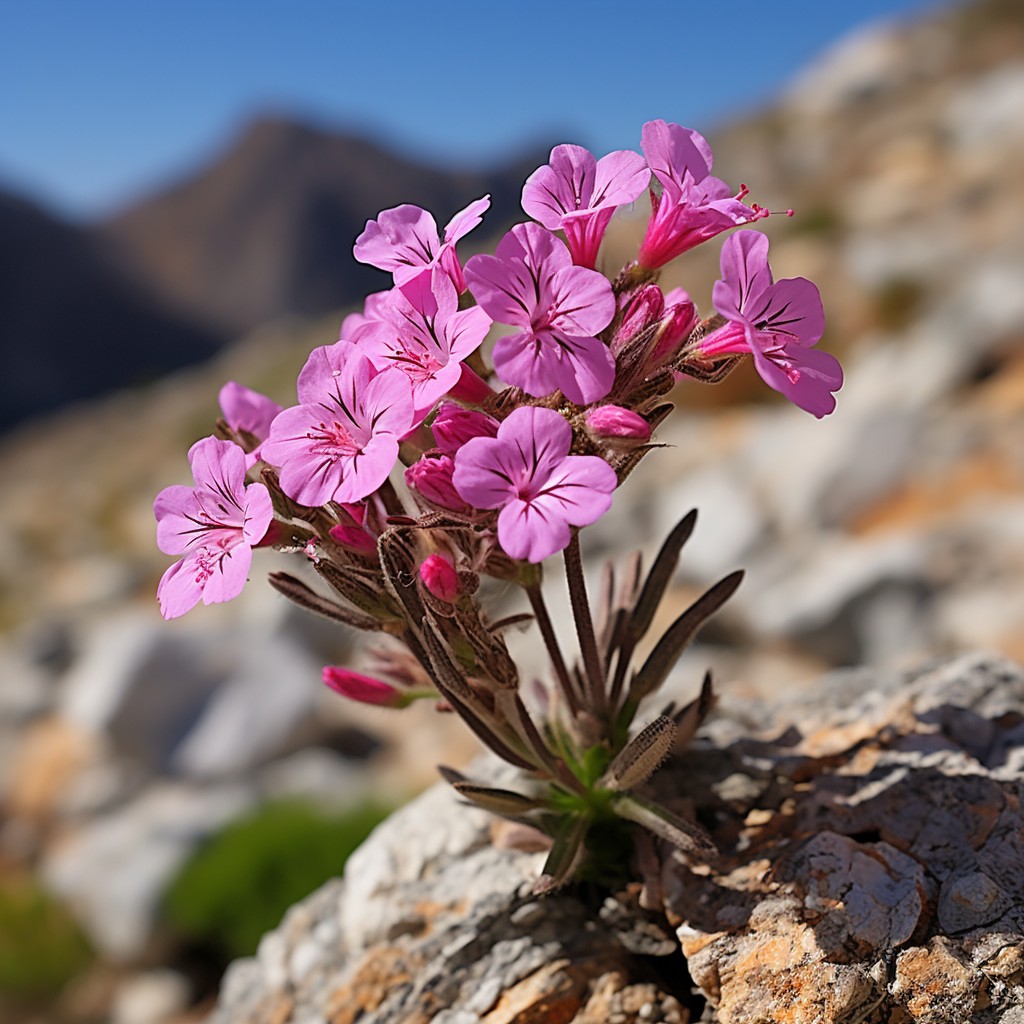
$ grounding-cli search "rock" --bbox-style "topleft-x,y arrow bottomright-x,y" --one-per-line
43,781 -> 256,959
111,969 -> 191,1024
207,652 -> 1024,1024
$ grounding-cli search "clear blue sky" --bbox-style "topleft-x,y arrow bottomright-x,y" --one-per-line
1,0 -> 943,220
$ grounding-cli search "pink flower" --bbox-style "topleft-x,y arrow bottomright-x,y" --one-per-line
453,406 -> 617,562
419,553 -> 459,604
637,120 -> 767,270
328,521 -> 377,555
357,271 -> 491,419
354,196 -> 490,294
261,344 -> 414,506
522,144 -> 649,268
322,666 -> 406,708
465,223 -> 616,404
218,382 -> 282,441
154,436 -> 274,619
699,230 -> 841,417
338,290 -> 390,345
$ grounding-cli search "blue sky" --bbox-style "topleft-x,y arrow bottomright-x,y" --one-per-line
1,0 -> 943,220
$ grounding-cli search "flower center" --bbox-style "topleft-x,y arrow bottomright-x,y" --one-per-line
391,344 -> 445,385
307,419 -> 363,459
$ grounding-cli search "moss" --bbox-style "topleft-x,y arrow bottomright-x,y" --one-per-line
163,799 -> 393,959
0,876 -> 92,999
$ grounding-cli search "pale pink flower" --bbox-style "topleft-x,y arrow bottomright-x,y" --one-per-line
354,196 -> 490,293
699,230 -> 841,417
218,382 -> 282,440
261,344 -> 414,506
357,271 -> 491,419
522,144 -> 649,268
154,436 -> 274,619
453,406 -> 617,563
638,120 -> 767,270
464,223 -> 616,404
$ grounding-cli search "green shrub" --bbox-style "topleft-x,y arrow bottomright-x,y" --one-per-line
0,876 -> 92,999
163,799 -> 392,959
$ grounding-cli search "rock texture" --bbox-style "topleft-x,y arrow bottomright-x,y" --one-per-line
207,652 -> 1024,1024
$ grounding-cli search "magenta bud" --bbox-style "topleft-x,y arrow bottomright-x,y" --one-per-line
419,553 -> 459,604
328,522 -> 377,554
585,405 -> 651,443
405,456 -> 470,512
322,666 -> 405,707
646,299 -> 698,369
613,285 -> 665,353
431,402 -> 499,454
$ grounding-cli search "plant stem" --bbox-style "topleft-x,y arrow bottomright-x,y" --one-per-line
564,531 -> 607,719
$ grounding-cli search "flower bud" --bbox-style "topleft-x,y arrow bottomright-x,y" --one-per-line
419,553 -> 459,604
322,666 -> 405,707
585,405 -> 652,444
328,522 -> 377,555
646,299 -> 698,370
405,455 -> 469,512
613,285 -> 665,354
431,403 -> 499,454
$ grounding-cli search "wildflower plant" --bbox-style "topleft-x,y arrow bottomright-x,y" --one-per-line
154,119 -> 842,892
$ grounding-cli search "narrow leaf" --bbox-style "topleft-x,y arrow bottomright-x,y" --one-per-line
614,794 -> 716,859
630,510 -> 698,644
606,715 -> 677,791
630,570 -> 743,704
672,671 -> 716,750
267,573 -> 382,632
452,783 -> 544,816
534,815 -> 588,894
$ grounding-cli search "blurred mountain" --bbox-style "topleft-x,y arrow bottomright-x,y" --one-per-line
99,116 -> 548,335
0,120 -> 550,432
0,191 -> 222,432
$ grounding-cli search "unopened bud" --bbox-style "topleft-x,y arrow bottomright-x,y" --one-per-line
613,285 -> 665,354
585,405 -> 652,445
432,403 -> 499,454
328,522 -> 377,555
420,553 -> 459,604
646,299 -> 698,370
322,666 -> 405,707
405,456 -> 469,512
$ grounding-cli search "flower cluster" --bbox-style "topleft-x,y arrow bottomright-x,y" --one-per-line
155,119 -> 841,889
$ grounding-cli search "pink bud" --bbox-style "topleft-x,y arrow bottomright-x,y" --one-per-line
419,553 -> 459,603
585,405 -> 651,443
613,285 -> 665,354
322,666 -> 405,707
431,402 -> 499,454
646,299 -> 698,370
328,522 -> 377,555
405,456 -> 470,511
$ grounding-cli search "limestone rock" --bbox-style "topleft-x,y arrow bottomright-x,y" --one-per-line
208,652 -> 1024,1024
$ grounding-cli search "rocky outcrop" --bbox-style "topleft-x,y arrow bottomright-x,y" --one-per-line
208,652 -> 1024,1024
